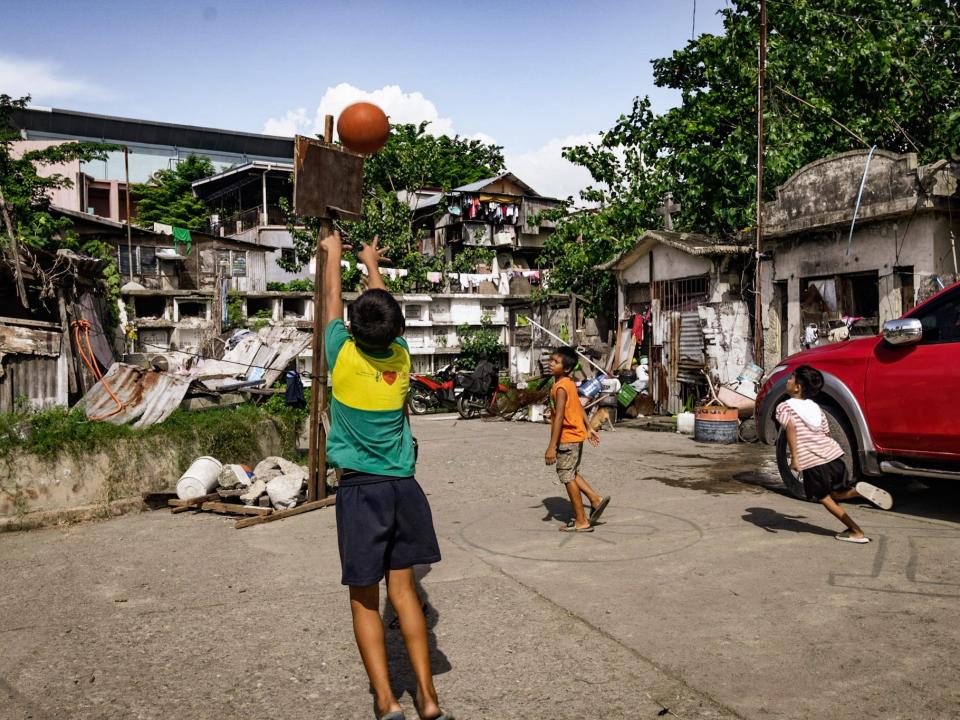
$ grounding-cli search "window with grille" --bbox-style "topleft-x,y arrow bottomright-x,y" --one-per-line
139,246 -> 158,274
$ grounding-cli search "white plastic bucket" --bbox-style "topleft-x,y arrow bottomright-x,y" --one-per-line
677,412 -> 695,434
176,456 -> 223,499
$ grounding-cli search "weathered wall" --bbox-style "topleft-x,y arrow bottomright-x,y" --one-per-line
762,215 -> 952,361
621,246 -> 713,285
0,419 -> 284,530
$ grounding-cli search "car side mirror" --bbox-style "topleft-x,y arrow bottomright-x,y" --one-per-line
882,318 -> 923,346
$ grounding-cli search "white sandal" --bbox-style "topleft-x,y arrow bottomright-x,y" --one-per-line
855,481 -> 893,510
836,530 -> 871,544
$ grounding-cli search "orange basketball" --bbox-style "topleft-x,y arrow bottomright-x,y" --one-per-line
336,102 -> 389,155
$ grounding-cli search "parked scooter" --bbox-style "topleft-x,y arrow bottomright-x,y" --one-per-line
456,358 -> 509,419
407,363 -> 468,414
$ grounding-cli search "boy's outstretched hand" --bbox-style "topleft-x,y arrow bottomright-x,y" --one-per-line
587,429 -> 600,447
357,235 -> 389,268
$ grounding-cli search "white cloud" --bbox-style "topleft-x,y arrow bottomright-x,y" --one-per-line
0,55 -> 110,101
505,134 -> 599,201
263,85 -> 597,201
263,83 -> 454,138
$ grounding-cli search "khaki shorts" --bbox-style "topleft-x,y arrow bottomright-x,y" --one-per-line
555,442 -> 583,484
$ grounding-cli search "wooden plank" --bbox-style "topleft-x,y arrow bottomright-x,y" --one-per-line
171,504 -> 197,514
201,501 -> 272,516
0,315 -> 62,330
235,496 -> 335,529
168,492 -> 219,509
0,325 -> 61,357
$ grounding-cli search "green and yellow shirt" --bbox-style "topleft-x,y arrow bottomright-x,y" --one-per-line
325,319 -> 415,477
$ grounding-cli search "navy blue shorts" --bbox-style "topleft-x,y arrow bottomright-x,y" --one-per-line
335,472 -> 441,586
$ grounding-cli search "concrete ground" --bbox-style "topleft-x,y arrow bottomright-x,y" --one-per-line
2,415 -> 959,720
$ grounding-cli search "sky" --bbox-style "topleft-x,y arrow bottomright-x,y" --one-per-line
2,0 -> 730,200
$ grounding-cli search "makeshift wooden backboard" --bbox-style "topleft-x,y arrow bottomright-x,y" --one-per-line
293,135 -> 364,220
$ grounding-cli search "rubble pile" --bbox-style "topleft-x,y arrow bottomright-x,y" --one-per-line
168,454 -> 335,525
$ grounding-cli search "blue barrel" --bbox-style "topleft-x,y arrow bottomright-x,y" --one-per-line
579,376 -> 604,398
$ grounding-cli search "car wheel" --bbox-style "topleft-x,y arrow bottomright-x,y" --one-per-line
775,404 -> 859,500
407,384 -> 431,415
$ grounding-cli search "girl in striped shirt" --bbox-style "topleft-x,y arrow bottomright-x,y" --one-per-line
776,365 -> 893,544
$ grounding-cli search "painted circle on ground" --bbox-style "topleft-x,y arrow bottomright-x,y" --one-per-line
458,504 -> 704,563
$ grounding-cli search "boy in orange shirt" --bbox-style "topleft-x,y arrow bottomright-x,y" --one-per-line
544,346 -> 609,532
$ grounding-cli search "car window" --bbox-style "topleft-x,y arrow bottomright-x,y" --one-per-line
917,293 -> 960,343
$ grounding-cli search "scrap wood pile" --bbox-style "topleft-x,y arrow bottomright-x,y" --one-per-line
78,327 -> 311,429
168,455 -> 334,529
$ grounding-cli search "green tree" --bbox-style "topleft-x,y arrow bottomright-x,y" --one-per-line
280,122 -> 505,289
546,0 -> 960,314
456,314 -> 506,369
131,155 -> 215,231
0,94 -> 120,309
0,95 -> 115,251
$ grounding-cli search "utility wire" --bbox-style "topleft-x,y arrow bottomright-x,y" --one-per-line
773,84 -> 870,147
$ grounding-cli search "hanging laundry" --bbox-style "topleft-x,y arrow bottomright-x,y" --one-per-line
426,271 -> 443,283
632,313 -> 644,343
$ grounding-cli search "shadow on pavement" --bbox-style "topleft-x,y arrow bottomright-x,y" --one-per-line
741,506 -> 837,536
539,496 -> 573,524
381,565 -> 452,706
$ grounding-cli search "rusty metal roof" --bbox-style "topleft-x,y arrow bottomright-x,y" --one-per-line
80,363 -> 191,428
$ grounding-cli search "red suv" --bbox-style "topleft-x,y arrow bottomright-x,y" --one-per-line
756,281 -> 960,495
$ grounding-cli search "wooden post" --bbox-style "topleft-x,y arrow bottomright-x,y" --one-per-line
0,187 -> 28,308
306,116 -> 335,502
754,0 -> 767,366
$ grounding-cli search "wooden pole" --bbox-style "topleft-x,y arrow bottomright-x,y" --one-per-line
0,187 -> 28,308
306,116 -> 335,502
124,147 -> 134,283
753,0 -> 767,366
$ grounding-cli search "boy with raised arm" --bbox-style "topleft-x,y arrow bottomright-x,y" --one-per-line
319,231 -> 453,720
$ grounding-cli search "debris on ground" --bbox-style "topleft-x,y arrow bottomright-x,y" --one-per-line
167,453 -> 334,526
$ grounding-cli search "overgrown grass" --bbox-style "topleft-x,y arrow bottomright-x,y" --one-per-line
0,399 -> 308,463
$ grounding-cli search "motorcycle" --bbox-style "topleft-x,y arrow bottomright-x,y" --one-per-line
456,381 -> 510,419
456,359 -> 509,419
407,363 -> 468,415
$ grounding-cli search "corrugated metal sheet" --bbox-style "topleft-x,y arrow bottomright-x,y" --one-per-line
196,326 -> 310,391
0,355 -> 66,412
678,311 -> 705,364
81,363 -> 191,427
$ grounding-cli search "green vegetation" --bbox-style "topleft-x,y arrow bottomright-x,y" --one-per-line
266,279 -> 315,292
456,315 -> 506,369
0,400 -> 306,464
279,121 -> 505,292
249,308 -> 272,332
131,155 -> 216,231
543,0 -> 960,315
0,95 -> 120,319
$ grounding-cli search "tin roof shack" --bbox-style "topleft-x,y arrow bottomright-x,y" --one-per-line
759,151 -> 960,369
599,230 -> 753,414
0,248 -> 110,412
191,162 -> 313,287
58,207 -> 273,294
409,172 -> 562,288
